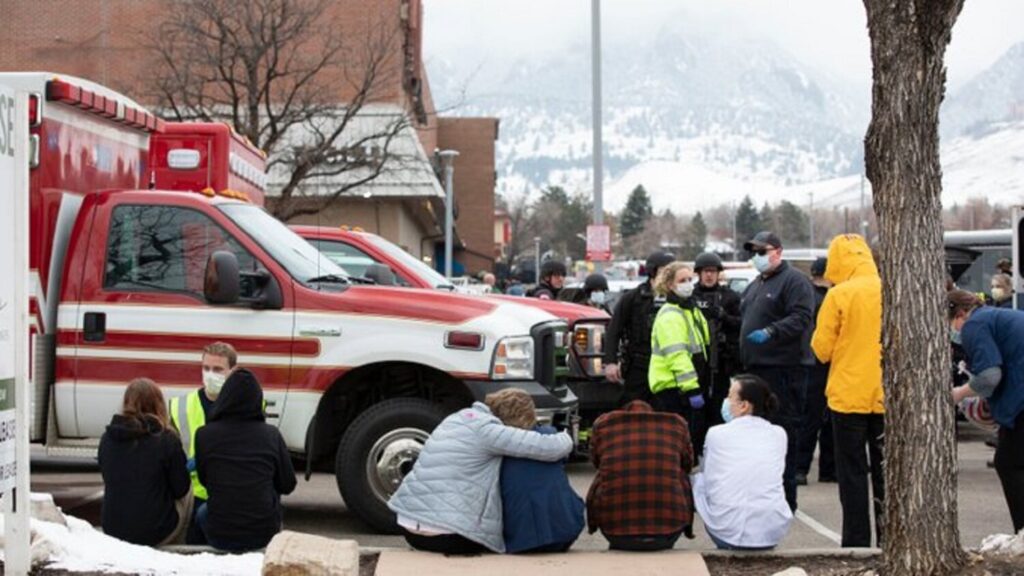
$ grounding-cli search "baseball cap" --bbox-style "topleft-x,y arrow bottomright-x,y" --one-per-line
743,231 -> 782,252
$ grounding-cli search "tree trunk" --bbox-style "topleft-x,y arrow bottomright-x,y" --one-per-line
863,1 -> 967,574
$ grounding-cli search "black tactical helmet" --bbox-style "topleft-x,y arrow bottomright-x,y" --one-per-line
645,251 -> 674,280
540,260 -> 568,280
583,273 -> 609,294
694,252 -> 724,272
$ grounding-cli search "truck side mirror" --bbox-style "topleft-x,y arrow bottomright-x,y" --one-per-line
205,251 -> 240,304
255,272 -> 284,311
364,263 -> 396,286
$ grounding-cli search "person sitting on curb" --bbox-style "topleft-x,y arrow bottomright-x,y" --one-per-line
487,389 -> 585,553
195,368 -> 296,551
586,399 -> 695,551
388,395 -> 574,555
99,378 -> 192,546
693,374 -> 793,550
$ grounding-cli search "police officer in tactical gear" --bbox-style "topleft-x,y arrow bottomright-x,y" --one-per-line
528,260 -> 567,300
602,251 -> 676,404
691,252 -> 743,426
582,273 -> 611,313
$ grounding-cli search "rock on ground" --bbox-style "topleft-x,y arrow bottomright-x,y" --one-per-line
262,530 -> 359,576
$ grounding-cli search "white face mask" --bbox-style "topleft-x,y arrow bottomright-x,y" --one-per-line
992,287 -> 1008,301
590,291 -> 608,305
203,370 -> 227,395
752,253 -> 772,273
673,281 -> 694,299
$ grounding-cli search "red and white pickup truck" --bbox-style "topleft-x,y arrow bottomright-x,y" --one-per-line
293,226 -> 623,424
6,73 -> 577,533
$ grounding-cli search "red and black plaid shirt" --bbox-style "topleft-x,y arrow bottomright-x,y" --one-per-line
586,400 -> 694,537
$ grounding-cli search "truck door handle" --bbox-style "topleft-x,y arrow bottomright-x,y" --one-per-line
83,312 -> 106,342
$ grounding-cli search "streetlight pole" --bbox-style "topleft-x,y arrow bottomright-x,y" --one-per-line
808,192 -> 815,249
591,0 -> 603,228
438,150 -> 459,279
534,237 -> 542,285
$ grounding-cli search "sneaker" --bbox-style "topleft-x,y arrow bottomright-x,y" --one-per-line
818,475 -> 838,483
795,473 -> 808,486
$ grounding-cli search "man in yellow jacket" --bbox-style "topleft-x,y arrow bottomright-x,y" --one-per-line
810,234 -> 884,548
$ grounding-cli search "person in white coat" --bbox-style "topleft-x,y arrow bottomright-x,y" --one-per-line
693,374 -> 793,549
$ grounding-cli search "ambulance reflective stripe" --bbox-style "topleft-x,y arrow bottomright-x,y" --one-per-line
169,391 -> 207,500
648,303 -> 709,395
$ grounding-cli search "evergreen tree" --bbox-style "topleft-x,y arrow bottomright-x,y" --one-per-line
620,185 -> 653,240
759,202 -> 776,232
776,200 -> 810,246
681,212 -> 708,260
734,195 -> 762,248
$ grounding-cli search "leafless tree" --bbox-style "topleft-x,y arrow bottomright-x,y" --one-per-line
862,1 -> 968,574
502,193 -> 536,269
147,0 -> 416,221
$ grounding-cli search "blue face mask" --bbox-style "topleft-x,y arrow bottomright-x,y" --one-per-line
721,398 -> 734,423
950,326 -> 962,346
752,254 -> 772,273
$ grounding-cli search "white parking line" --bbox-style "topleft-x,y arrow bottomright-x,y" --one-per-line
795,510 -> 842,545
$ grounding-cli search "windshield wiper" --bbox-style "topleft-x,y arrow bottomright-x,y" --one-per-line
306,274 -> 351,284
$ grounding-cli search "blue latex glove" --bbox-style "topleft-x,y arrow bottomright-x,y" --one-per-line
746,329 -> 772,345
186,458 -> 196,473
688,394 -> 705,410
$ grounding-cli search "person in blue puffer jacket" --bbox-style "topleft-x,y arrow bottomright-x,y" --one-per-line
388,394 -> 574,554
487,389 -> 585,553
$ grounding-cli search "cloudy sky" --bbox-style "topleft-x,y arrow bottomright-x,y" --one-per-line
423,1 -> 1024,90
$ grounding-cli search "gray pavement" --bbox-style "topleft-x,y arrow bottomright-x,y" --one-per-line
29,423 -> 1008,551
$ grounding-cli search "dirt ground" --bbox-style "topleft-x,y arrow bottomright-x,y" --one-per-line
704,554 -> 1024,576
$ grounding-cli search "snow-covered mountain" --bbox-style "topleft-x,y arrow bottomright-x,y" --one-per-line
428,29 -> 1024,213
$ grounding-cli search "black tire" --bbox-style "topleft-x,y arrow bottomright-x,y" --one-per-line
335,398 -> 447,534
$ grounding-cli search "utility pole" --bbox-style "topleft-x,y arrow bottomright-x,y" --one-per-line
438,150 -> 459,279
731,201 -> 738,261
591,0 -> 603,227
534,236 -> 542,285
808,192 -> 815,249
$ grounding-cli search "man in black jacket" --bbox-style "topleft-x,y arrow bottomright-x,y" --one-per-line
796,257 -> 836,485
195,369 -> 296,551
528,260 -> 567,300
739,231 -> 815,511
691,252 -> 742,426
603,251 -> 675,405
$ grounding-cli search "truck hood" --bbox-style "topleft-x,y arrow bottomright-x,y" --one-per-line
487,295 -> 609,325
301,284 -> 559,331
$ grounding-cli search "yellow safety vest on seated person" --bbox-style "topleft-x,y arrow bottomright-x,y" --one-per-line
649,302 -> 710,395
170,390 -> 207,501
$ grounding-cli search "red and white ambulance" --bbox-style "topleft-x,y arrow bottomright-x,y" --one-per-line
4,73 -> 576,532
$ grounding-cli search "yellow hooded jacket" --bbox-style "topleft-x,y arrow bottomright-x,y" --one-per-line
811,234 -> 884,414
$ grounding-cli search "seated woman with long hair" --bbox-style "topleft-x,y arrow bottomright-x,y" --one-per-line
99,378 -> 192,546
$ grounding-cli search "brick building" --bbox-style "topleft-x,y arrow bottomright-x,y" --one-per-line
0,0 -> 496,272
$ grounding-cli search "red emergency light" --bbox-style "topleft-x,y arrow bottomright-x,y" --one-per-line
28,93 -> 41,127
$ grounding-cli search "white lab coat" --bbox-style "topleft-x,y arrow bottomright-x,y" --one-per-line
692,415 -> 793,548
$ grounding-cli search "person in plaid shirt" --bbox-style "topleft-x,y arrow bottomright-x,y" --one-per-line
585,400 -> 695,550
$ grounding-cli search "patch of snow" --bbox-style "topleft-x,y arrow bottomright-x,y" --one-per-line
980,528 -> 1024,555
0,513 -> 263,575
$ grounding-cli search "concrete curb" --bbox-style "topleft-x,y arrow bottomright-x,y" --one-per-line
701,547 -> 881,559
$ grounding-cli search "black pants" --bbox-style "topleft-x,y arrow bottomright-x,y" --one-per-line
620,361 -> 654,406
704,361 -> 737,428
652,388 -> 704,458
606,530 -> 682,551
995,412 -> 1024,532
832,412 -> 884,547
185,497 -> 207,545
747,365 -> 806,511
403,531 -> 488,555
797,363 -> 835,480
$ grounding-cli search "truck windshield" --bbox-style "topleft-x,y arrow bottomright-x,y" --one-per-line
364,234 -> 454,290
219,203 -> 350,284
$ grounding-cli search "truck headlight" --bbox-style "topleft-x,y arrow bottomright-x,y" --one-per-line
573,323 -> 605,377
491,336 -> 534,380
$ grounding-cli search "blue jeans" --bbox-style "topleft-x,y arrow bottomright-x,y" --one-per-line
706,526 -> 775,551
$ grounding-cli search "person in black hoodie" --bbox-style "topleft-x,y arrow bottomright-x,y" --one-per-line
99,378 -> 191,546
194,368 -> 296,551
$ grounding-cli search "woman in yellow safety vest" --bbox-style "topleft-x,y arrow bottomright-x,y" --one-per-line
649,261 -> 711,453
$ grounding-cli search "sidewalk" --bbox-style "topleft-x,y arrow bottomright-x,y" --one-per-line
374,549 -> 709,576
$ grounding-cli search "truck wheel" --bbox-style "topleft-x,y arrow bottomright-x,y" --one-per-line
335,398 -> 447,534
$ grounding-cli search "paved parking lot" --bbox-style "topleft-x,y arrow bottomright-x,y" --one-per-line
30,424 -> 1008,551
